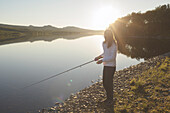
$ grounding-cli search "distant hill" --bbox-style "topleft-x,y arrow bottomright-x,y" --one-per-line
0,23 -> 103,41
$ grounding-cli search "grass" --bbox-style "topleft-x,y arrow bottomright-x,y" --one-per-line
114,57 -> 170,113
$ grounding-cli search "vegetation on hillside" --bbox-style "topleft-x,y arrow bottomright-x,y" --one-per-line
0,24 -> 103,41
107,4 -> 170,59
110,4 -> 170,38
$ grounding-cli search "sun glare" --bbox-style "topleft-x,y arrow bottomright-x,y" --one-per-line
92,6 -> 121,30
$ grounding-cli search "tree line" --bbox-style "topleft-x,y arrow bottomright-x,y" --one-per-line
110,4 -> 170,39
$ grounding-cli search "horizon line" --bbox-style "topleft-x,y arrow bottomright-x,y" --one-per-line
0,22 -> 105,31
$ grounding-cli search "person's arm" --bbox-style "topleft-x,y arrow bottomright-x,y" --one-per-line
102,45 -> 117,62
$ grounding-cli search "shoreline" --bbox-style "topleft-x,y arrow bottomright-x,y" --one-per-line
40,52 -> 170,113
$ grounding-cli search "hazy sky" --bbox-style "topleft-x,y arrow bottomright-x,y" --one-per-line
0,0 -> 169,30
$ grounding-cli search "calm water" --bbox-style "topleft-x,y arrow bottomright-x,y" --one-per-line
0,35 -> 144,113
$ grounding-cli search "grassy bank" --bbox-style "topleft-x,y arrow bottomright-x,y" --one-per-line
114,56 -> 169,113
41,55 -> 169,113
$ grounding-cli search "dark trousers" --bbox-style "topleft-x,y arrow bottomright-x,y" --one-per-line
103,66 -> 116,100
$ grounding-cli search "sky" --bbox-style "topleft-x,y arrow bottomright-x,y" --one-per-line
0,0 -> 169,30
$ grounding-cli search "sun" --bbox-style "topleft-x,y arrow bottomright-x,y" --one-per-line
92,6 -> 121,30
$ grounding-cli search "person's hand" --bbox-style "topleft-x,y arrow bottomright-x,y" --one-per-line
94,56 -> 99,61
94,55 -> 103,61
96,60 -> 103,64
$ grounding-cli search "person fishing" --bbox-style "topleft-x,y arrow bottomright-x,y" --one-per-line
94,29 -> 117,104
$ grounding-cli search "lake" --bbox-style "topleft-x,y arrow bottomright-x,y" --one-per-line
0,35 -> 148,113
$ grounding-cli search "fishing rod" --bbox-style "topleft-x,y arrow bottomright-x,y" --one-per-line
22,59 -> 95,89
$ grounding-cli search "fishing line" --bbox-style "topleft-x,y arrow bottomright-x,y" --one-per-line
22,60 -> 95,89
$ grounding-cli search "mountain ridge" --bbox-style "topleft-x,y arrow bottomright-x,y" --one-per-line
0,23 -> 102,32
0,23 -> 104,41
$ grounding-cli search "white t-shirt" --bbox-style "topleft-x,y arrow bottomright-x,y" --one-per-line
101,42 -> 117,67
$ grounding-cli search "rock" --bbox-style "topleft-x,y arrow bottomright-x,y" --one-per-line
91,80 -> 94,83
55,102 -> 60,105
162,92 -> 168,96
120,89 -> 124,91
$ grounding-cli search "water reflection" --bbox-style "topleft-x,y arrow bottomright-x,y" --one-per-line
117,37 -> 170,60
0,35 -> 144,113
0,33 -> 96,46
1,34 -> 169,60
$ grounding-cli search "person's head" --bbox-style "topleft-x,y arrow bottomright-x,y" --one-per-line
104,29 -> 117,48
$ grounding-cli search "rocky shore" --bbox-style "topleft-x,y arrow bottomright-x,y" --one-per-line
40,53 -> 170,113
